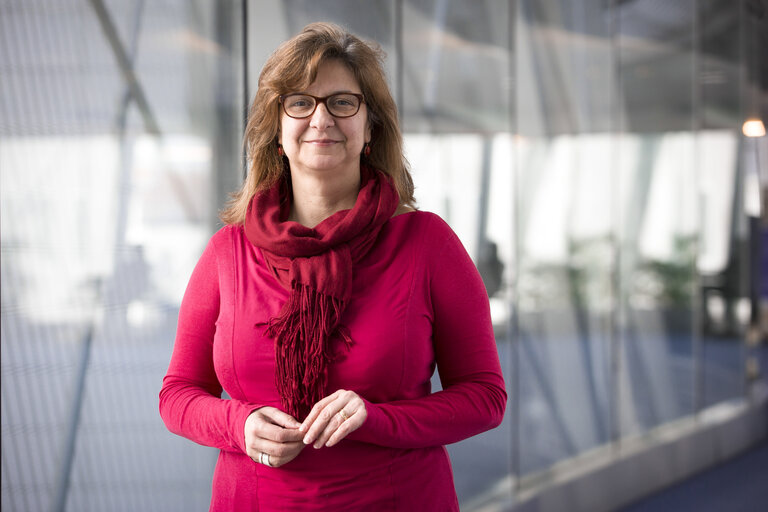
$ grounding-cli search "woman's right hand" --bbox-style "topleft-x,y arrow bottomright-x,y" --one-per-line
244,407 -> 305,468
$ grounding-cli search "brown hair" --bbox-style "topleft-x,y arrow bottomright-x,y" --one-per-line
220,22 -> 414,225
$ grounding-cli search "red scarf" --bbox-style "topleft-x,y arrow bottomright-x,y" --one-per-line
244,166 -> 399,419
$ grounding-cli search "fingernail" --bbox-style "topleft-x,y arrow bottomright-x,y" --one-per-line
313,442 -> 322,449
299,424 -> 307,432
303,435 -> 312,444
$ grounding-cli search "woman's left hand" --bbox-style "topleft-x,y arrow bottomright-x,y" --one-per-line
300,389 -> 367,448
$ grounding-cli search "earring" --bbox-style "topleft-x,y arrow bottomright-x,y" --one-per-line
363,143 -> 371,157
277,144 -> 284,157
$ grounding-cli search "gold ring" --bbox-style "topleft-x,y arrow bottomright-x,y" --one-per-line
338,409 -> 349,421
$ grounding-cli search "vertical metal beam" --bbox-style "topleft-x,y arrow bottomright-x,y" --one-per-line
212,1 -> 243,231
242,0 -> 249,180
692,0 -> 704,417
114,0 -> 145,252
395,0 -> 404,121
424,0 -> 448,116
51,312 -> 97,512
732,0 -> 748,399
509,0 -> 521,486
475,137 -> 493,263
608,0 -> 623,448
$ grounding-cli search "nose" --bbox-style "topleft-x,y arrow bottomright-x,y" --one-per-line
309,101 -> 335,129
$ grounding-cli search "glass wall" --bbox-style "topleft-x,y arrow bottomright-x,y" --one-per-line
1,1 -> 243,510
399,1 -> 515,499
514,0 -> 615,473
2,1 -> 762,511
613,0 -> 701,438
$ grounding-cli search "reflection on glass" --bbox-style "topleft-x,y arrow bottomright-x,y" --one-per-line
699,0 -> 751,409
0,0 -> 757,508
1,1 -> 242,510
515,0 -> 614,474
515,136 -> 614,473
401,1 -> 513,503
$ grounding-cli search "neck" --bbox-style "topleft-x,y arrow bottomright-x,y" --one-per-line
289,169 -> 361,228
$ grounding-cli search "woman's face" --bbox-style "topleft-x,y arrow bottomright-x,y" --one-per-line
278,59 -> 371,179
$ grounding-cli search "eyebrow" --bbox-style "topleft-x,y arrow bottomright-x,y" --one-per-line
293,90 -> 361,96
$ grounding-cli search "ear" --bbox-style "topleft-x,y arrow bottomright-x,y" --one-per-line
365,120 -> 372,144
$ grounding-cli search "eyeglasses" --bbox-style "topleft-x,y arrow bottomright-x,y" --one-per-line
279,93 -> 365,119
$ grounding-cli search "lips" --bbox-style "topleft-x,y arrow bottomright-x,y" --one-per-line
304,139 -> 340,145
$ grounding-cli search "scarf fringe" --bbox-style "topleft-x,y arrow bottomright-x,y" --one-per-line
265,283 -> 352,419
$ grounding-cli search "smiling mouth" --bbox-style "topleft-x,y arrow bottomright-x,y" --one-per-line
305,139 -> 339,145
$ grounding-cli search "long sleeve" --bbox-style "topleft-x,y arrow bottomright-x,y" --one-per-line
158,237 -> 260,454
349,224 -> 507,448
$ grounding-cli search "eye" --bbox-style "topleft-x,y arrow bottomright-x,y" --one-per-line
329,95 -> 359,110
288,97 -> 312,108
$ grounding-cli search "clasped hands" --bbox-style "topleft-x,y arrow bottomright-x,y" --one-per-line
244,389 -> 367,468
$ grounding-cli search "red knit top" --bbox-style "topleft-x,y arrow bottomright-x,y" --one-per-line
159,211 -> 507,511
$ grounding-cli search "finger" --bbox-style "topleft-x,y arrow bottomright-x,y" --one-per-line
311,410 -> 349,448
299,390 -> 345,441
248,413 -> 304,443
325,408 -> 365,447
255,438 -> 306,464
304,390 -> 360,446
302,397 -> 347,445
260,407 -> 301,430
318,398 -> 365,448
251,439 -> 305,460
261,423 -> 305,444
300,390 -> 342,433
252,419 -> 292,441
258,444 -> 305,468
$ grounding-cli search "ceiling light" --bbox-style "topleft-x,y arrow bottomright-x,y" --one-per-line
742,119 -> 766,137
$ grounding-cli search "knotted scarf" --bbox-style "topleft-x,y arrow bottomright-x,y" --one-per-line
244,166 -> 399,419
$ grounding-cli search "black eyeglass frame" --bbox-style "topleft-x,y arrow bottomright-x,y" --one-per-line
278,93 -> 365,119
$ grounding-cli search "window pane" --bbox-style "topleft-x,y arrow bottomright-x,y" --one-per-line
401,0 -> 514,504
0,1 -> 244,510
699,0 -> 750,408
515,0 -> 614,474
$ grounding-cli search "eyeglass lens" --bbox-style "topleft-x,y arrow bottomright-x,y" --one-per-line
282,94 -> 361,118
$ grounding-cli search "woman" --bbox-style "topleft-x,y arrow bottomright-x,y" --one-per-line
160,22 -> 506,511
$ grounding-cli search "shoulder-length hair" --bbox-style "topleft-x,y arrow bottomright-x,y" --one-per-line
220,22 -> 414,225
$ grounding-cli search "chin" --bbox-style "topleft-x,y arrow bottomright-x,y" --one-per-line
304,156 -> 358,172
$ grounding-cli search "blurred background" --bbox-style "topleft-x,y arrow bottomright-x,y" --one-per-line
1,1 -> 767,511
